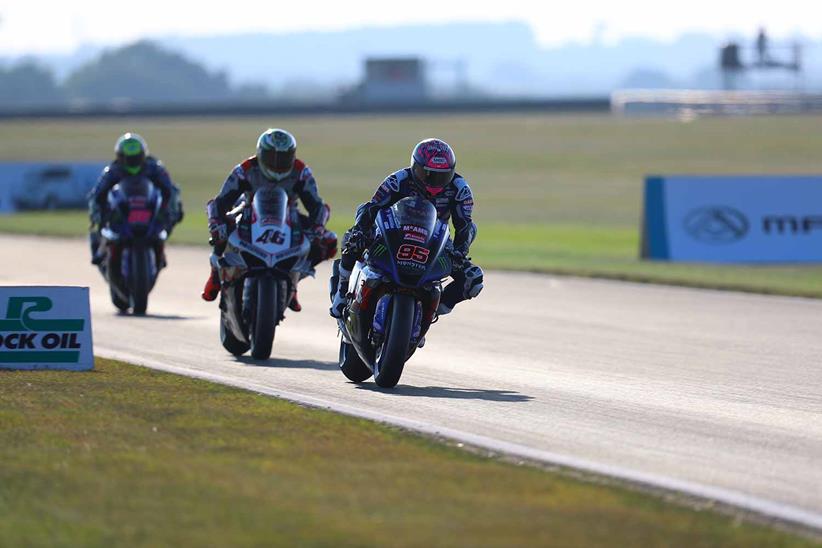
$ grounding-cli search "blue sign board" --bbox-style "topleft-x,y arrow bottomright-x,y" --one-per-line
642,175 -> 822,263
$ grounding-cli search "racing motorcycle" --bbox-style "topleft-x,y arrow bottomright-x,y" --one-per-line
97,176 -> 167,315
329,196 -> 454,388
215,186 -> 312,360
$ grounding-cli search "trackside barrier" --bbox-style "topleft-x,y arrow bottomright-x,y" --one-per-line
641,175 -> 822,262
0,287 -> 94,370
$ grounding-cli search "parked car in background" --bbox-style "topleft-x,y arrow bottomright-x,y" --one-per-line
12,165 -> 98,210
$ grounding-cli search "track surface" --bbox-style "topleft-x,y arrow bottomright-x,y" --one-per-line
3,235 -> 822,529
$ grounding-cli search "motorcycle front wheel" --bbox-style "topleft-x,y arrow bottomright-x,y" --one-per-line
250,276 -> 277,360
373,293 -> 415,388
128,245 -> 152,316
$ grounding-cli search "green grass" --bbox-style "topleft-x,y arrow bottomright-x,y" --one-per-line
0,358 -> 815,547
1,113 -> 822,296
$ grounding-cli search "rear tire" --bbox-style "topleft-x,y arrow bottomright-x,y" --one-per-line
221,310 -> 250,356
129,246 -> 151,316
110,284 -> 128,311
373,294 -> 415,388
339,341 -> 371,383
250,277 -> 277,360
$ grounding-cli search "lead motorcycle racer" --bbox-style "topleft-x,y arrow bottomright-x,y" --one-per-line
330,138 -> 484,319
201,128 -> 337,310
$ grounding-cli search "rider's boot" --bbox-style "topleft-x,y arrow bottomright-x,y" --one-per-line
155,242 -> 167,269
201,267 -> 221,302
288,287 -> 302,312
329,265 -> 351,318
89,231 -> 104,265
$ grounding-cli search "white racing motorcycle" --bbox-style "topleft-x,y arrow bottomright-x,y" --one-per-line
214,186 -> 312,360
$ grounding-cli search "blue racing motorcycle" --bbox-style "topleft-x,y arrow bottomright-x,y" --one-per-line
97,176 -> 167,315
329,196 -> 454,388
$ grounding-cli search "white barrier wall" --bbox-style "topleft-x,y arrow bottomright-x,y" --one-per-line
642,175 -> 822,263
0,287 -> 94,371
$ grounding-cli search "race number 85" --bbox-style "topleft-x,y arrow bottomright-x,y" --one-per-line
396,244 -> 429,263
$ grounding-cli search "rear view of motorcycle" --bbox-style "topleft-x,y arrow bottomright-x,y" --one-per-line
96,176 -> 167,315
216,186 -> 312,360
330,196 -> 453,388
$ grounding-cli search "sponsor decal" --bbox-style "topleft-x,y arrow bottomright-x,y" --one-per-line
383,175 -> 400,193
404,232 -> 427,243
762,215 -> 822,234
260,216 -> 282,227
0,288 -> 93,370
683,206 -> 749,243
454,182 -> 472,202
402,225 -> 429,237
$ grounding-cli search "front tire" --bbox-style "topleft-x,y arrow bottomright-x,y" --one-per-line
373,294 -> 415,388
250,276 -> 277,360
129,246 -> 152,316
339,341 -> 371,383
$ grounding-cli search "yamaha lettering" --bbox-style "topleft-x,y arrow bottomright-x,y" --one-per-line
0,287 -> 94,370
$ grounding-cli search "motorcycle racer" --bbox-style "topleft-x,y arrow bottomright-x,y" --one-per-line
201,128 -> 337,311
87,132 -> 183,267
330,138 -> 483,318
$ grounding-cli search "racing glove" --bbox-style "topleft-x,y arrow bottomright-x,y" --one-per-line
208,219 -> 228,245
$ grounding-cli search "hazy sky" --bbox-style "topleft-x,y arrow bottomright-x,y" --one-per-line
0,0 -> 820,54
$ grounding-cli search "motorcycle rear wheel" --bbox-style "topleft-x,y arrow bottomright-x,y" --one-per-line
110,285 -> 128,312
221,310 -> 250,356
339,340 -> 371,383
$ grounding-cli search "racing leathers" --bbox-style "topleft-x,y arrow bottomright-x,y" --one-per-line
202,157 -> 337,305
87,156 -> 182,266
331,167 -> 484,317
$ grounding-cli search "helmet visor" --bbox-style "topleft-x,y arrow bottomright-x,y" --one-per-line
415,164 -> 453,189
122,152 -> 145,169
260,147 -> 295,175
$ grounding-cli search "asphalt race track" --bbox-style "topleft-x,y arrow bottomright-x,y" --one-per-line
3,235 -> 822,531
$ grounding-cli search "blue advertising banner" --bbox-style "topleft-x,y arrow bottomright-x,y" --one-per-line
642,175 -> 822,263
0,162 -> 106,214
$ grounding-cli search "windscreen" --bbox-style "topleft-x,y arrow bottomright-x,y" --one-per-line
391,197 -> 437,243
253,186 -> 288,226
119,176 -> 152,198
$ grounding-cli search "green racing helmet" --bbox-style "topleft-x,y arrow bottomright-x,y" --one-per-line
115,133 -> 148,175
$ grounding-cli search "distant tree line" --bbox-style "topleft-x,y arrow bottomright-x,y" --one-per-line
0,40 -> 270,109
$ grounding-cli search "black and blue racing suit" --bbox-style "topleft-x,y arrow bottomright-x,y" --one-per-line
87,156 -> 183,262
341,167 -> 483,312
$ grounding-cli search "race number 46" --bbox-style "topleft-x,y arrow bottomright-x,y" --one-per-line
256,229 -> 285,245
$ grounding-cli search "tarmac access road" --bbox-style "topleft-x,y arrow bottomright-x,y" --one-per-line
3,235 -> 821,531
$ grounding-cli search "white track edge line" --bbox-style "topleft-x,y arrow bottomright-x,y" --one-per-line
96,346 -> 822,533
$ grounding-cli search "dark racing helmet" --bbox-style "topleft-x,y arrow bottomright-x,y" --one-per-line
410,138 -> 456,196
257,128 -> 297,181
115,133 -> 148,175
